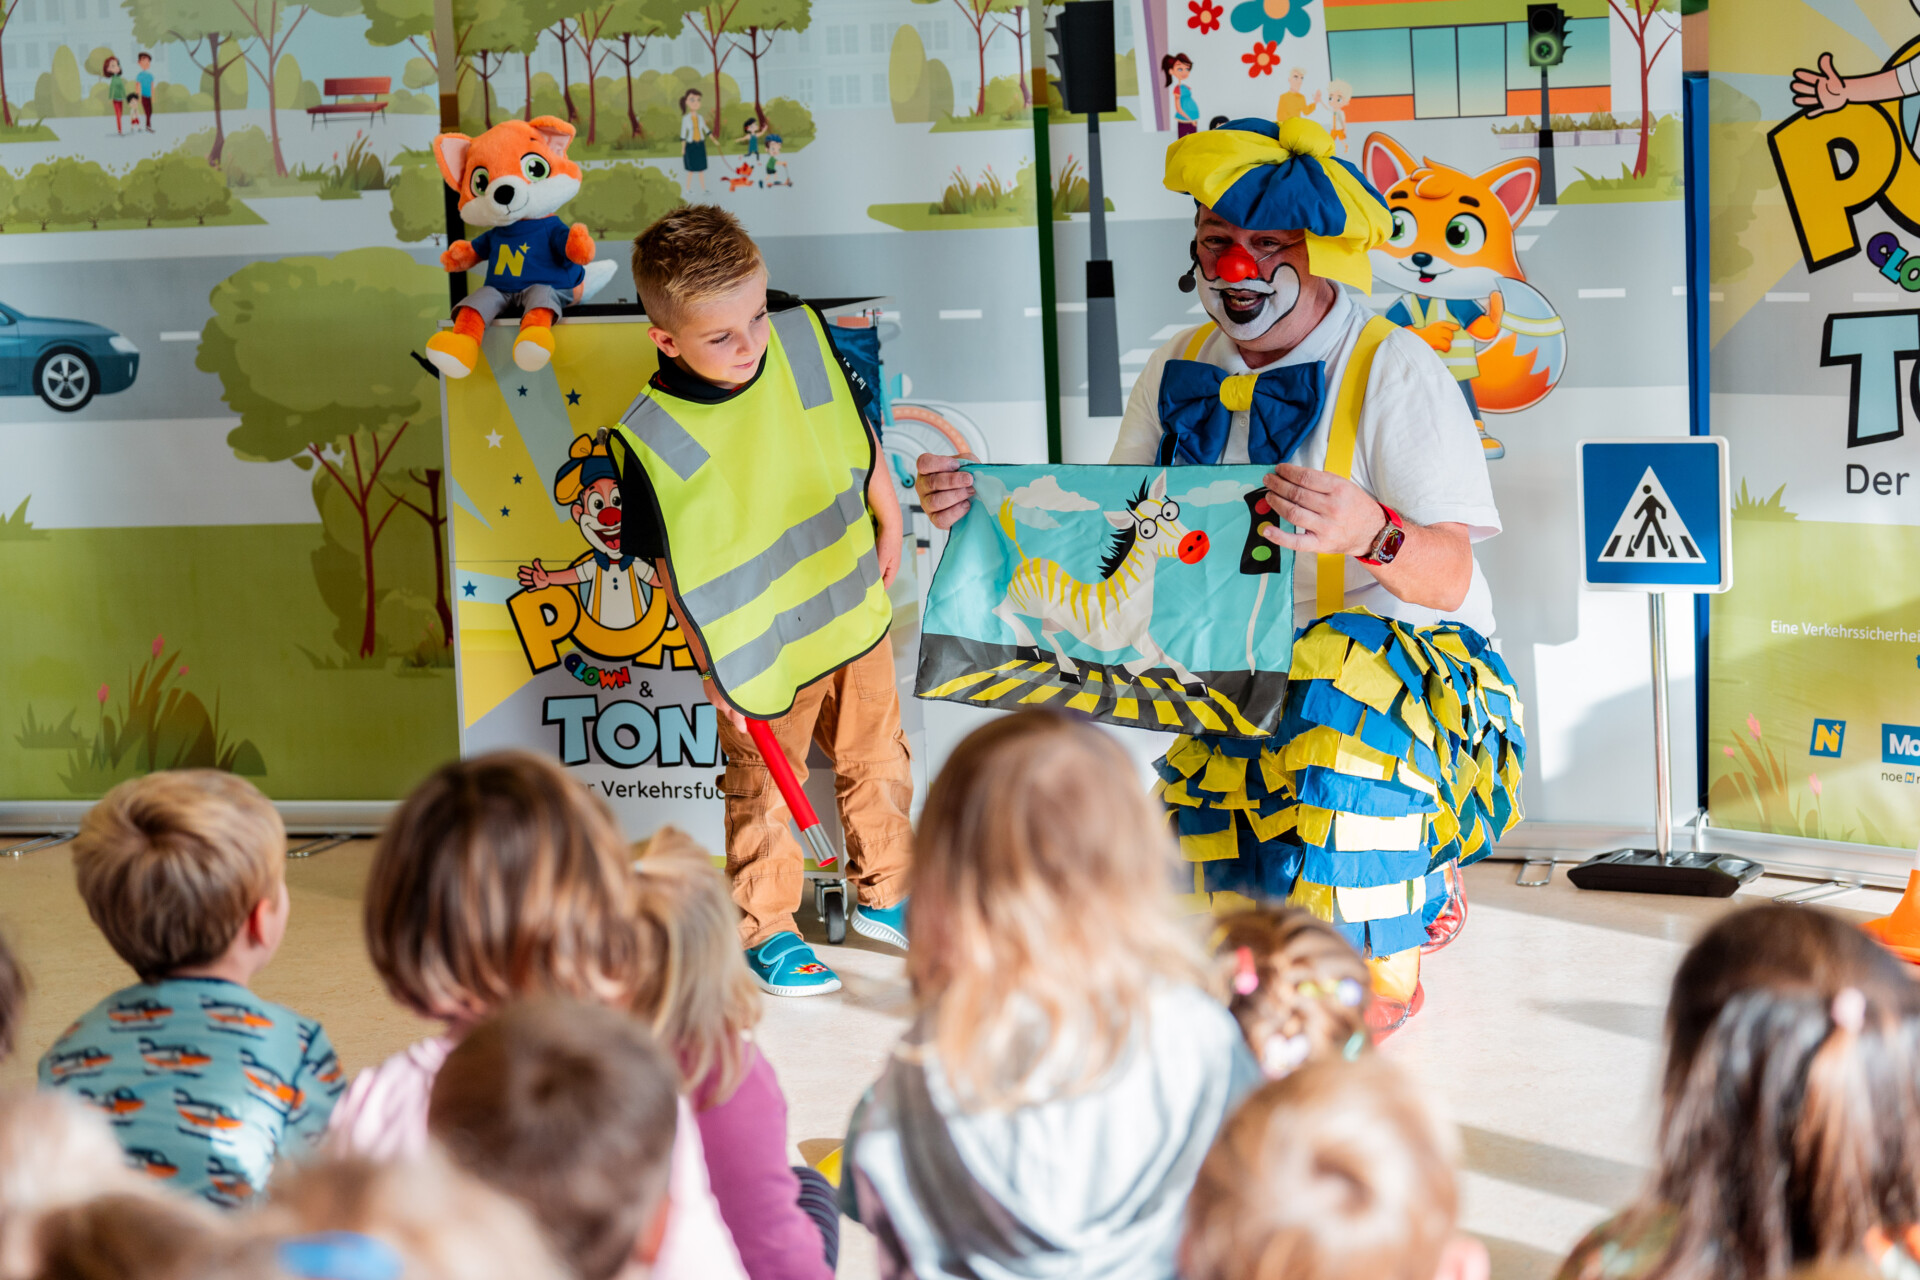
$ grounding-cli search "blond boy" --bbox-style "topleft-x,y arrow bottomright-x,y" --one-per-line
37,771 -> 342,1206
617,205 -> 911,997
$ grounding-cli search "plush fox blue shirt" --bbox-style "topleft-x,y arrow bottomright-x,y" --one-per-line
38,977 -> 344,1208
469,216 -> 585,293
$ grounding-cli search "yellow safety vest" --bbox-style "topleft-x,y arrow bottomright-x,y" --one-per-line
614,305 -> 889,719
1406,295 -> 1479,380
1178,315 -> 1396,620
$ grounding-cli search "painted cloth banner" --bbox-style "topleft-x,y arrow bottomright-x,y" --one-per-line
1706,0 -> 1920,849
917,462 -> 1294,736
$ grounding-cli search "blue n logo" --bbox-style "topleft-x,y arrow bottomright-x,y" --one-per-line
1809,718 -> 1846,758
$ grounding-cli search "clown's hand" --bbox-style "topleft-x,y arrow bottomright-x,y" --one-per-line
1791,54 -> 1849,117
916,452 -> 978,531
517,559 -> 551,590
1260,464 -> 1387,558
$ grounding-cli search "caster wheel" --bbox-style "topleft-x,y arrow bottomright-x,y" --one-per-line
823,888 -> 847,945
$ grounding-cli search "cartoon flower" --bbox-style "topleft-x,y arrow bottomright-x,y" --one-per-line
1242,40 -> 1280,77
1231,0 -> 1311,47
177,665 -> 189,677
151,634 -> 165,656
1747,713 -> 1762,740
1809,772 -> 1823,797
1188,0 -> 1224,33
97,684 -> 110,705
1722,746 -> 1736,758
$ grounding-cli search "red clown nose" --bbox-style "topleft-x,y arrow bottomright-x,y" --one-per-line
1214,243 -> 1260,284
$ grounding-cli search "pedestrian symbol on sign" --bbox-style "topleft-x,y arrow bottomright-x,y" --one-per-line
1598,467 -> 1703,563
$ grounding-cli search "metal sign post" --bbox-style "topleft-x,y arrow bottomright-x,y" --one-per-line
1568,437 -> 1760,896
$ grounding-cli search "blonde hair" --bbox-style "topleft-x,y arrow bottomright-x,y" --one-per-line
1182,1058 -> 1458,1280
363,751 -> 646,1024
225,1153 -> 570,1280
71,771 -> 284,983
1215,907 -> 1370,1079
909,711 -> 1207,1110
631,204 -> 764,330
631,827 -> 760,1104
0,1091 -> 153,1280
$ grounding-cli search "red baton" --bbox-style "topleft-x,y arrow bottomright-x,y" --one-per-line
746,717 -> 839,869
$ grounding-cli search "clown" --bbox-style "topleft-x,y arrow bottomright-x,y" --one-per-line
916,118 -> 1527,1032
518,432 -> 656,631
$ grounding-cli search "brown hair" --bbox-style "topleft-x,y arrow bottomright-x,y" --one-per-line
1215,907 -> 1370,1078
0,1092 -> 153,1280
1585,904 -> 1920,1280
71,771 -> 284,983
631,203 -> 764,329
0,931 -> 23,1064
1162,52 -> 1192,85
632,827 -> 760,1104
363,751 -> 646,1024
909,710 -> 1208,1110
33,1193 -> 223,1280
1182,1057 -> 1458,1280
429,999 -> 679,1280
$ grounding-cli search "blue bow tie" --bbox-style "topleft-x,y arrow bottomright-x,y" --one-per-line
592,549 -> 636,572
1156,359 -> 1327,466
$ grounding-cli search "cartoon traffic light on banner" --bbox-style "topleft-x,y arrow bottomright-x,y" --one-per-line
1526,4 -> 1569,68
1241,489 -> 1284,574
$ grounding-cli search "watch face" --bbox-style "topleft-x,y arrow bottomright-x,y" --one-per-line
1378,526 -> 1406,562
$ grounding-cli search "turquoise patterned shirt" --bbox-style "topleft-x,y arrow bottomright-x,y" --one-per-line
38,977 -> 344,1208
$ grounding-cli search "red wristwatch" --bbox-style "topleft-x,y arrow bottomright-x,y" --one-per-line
1357,503 -> 1404,566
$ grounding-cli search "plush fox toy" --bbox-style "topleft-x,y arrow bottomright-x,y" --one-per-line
424,116 -> 618,379
1361,132 -> 1566,456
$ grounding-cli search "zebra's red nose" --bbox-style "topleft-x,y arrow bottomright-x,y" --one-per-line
1178,530 -> 1210,564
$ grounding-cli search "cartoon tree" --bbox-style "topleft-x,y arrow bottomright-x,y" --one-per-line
911,0 -> 998,117
225,0 -> 361,177
660,0 -> 751,137
564,0 -> 633,142
0,0 -> 22,125
1607,0 -> 1678,179
199,250 -> 447,659
726,0 -> 807,127
124,0 -> 251,163
989,0 -> 1028,107
604,0 -> 684,136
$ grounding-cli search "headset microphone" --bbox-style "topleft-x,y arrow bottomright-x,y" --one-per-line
1177,239 -> 1199,293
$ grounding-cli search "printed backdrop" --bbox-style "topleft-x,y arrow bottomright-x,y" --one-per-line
1705,0 -> 1920,848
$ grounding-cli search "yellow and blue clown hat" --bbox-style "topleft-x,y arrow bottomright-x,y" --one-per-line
1164,117 -> 1393,293
554,431 -> 618,505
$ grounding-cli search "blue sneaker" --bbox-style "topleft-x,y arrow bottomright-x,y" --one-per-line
745,932 -> 842,997
851,898 -> 909,950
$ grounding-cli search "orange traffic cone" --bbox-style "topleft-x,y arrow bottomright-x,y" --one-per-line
1862,861 -> 1920,966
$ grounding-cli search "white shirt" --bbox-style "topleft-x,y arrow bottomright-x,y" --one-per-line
1109,286 -> 1502,637
576,558 -> 642,630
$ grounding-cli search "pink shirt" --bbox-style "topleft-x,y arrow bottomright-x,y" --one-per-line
326,1036 -> 746,1280
693,1042 -> 832,1280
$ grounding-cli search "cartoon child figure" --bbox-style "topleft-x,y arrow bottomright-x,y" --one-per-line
1163,53 -> 1198,137
516,432 -> 656,632
104,55 -> 127,134
760,135 -> 792,187
738,115 -> 763,162
1275,65 -> 1319,124
136,53 -> 156,132
680,89 -> 709,194
1324,79 -> 1352,152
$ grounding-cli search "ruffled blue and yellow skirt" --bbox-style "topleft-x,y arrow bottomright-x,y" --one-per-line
1156,609 -> 1526,969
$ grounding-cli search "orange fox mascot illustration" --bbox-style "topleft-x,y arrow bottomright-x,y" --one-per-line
1361,133 -> 1566,459
424,117 -> 618,379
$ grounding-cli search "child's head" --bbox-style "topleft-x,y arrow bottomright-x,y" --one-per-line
1616,904 -> 1920,1280
743,116 -> 761,134
364,750 -> 645,1026
234,1153 -> 569,1280
909,710 -> 1207,1109
0,930 -> 23,1065
71,771 -> 287,984
1215,907 -> 1370,1078
30,1192 -> 223,1280
631,827 -> 760,1103
0,1091 -> 152,1280
1182,1058 -> 1485,1280
428,998 -> 680,1280
138,52 -> 151,66
632,204 -> 768,388
1324,78 -> 1352,108
766,135 -> 782,154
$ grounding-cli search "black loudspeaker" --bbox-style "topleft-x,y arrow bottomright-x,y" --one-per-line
1054,1 -> 1117,116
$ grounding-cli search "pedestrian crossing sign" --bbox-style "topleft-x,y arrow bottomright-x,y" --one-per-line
1578,437 -> 1731,592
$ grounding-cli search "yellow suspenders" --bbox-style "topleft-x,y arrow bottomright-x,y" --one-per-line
1174,316 -> 1398,619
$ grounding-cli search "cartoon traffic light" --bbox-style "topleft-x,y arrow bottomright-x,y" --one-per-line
1526,4 -> 1569,68
1241,488 -> 1284,574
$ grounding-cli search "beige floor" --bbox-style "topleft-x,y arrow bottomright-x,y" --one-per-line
0,843 -> 1901,1280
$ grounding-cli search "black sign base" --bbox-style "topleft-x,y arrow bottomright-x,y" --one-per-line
1567,848 -> 1763,898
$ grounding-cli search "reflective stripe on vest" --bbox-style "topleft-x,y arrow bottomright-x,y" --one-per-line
616,305 -> 889,719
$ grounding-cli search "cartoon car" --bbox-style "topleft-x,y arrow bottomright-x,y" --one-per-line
107,997 -> 173,1027
77,1085 -> 146,1120
45,1045 -> 113,1080
206,1156 -> 255,1205
125,1147 -> 180,1179
240,1050 -> 305,1111
200,995 -> 273,1031
138,1038 -> 212,1073
0,300 -> 140,412
173,1088 -> 245,1132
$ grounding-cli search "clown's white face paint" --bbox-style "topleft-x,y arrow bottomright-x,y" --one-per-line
1197,261 -> 1301,343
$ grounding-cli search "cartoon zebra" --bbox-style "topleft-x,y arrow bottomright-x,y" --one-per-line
992,470 -> 1212,692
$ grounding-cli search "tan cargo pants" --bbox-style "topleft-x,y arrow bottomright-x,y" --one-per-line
717,638 -> 914,947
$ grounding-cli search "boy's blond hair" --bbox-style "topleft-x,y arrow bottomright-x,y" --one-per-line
631,204 -> 764,329
1182,1058 -> 1458,1280
72,771 -> 284,983
631,827 -> 760,1103
909,710 -> 1208,1111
